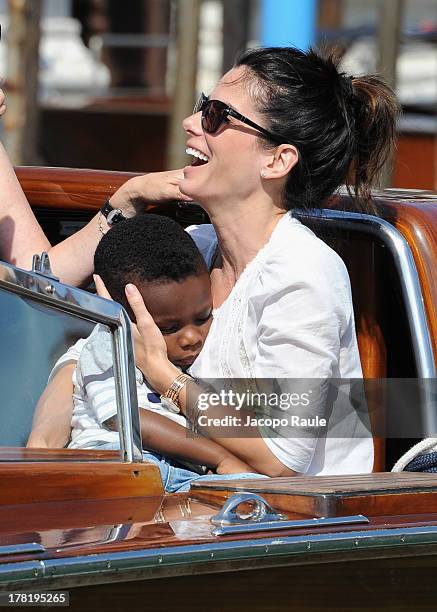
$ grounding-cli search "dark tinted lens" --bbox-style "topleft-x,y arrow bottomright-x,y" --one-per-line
202,99 -> 228,134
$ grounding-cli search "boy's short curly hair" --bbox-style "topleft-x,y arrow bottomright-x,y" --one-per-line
94,214 -> 208,310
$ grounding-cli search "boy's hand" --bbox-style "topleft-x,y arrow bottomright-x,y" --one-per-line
108,170 -> 192,217
216,454 -> 255,475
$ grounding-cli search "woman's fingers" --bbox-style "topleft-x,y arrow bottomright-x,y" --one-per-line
108,169 -> 192,217
125,283 -> 177,392
125,283 -> 156,337
134,170 -> 192,203
93,274 -> 113,300
125,284 -> 166,345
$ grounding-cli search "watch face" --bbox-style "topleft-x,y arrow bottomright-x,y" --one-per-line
106,208 -> 124,225
161,396 -> 180,414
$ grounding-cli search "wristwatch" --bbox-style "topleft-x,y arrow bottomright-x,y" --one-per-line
160,373 -> 192,414
100,199 -> 126,226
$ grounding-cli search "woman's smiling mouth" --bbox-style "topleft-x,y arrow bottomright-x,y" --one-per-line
186,147 -> 209,166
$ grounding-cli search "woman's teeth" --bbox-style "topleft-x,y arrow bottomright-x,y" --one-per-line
186,147 -> 209,164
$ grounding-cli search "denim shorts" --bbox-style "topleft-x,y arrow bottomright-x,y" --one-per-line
86,441 -> 267,493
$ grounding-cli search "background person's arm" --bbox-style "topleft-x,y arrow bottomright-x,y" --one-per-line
26,338 -> 85,448
27,363 -> 75,448
0,142 -> 51,268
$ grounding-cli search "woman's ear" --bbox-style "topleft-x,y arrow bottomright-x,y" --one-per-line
261,144 -> 299,180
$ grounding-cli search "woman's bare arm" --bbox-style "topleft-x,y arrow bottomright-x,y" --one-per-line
26,363 -> 75,448
46,171 -> 190,286
0,140 -> 190,286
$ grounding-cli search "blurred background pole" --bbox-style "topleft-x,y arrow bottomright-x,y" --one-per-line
222,0 -> 250,73
376,0 -> 404,188
5,0 -> 42,165
166,0 -> 201,170
260,0 -> 318,49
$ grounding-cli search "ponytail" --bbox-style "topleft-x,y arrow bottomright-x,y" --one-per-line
236,47 -> 401,214
347,76 -> 401,211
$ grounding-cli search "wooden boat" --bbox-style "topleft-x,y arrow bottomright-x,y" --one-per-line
1,167 -> 437,611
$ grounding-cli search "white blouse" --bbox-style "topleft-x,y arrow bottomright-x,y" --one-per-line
187,212 -> 373,475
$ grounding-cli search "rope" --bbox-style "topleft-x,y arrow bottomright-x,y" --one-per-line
405,451 -> 437,473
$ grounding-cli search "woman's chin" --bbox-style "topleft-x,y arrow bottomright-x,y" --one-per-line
180,176 -> 201,201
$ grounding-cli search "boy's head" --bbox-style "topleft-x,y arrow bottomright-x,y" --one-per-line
94,214 -> 212,369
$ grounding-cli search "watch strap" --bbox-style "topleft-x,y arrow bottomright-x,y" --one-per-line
101,199 -> 126,226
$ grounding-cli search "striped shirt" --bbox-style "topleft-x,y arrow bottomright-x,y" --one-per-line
49,324 -> 187,450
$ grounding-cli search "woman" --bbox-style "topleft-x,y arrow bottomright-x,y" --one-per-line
118,47 -> 399,477
27,47 -> 399,477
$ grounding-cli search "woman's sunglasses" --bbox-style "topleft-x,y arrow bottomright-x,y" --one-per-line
194,92 -> 286,145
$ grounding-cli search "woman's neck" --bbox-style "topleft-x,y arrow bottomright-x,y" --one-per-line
208,198 -> 286,286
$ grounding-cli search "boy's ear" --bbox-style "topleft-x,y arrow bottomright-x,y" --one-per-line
262,144 -> 299,180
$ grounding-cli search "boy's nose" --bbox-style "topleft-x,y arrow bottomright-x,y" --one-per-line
179,327 -> 203,350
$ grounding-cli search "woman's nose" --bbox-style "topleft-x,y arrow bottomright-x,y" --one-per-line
182,110 -> 202,135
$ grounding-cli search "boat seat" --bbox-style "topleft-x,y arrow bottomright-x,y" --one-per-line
299,211 -> 430,472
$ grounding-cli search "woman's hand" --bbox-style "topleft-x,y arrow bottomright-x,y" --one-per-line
94,274 -> 159,378
0,88 -> 6,116
125,283 -> 179,393
108,170 -> 192,217
94,275 -> 178,393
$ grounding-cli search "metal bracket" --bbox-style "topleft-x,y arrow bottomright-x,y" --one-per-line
211,492 -> 287,528
210,492 -> 369,537
31,252 -> 59,281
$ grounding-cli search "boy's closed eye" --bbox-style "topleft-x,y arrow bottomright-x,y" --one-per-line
158,310 -> 213,335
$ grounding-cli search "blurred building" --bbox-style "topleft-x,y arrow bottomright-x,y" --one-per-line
0,0 -> 435,188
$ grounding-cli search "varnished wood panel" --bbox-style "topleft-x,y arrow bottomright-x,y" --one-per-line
0,461 -> 163,505
190,472 -> 437,517
0,447 -> 119,461
16,166 -> 138,211
15,166 -> 174,218
393,133 -> 436,190
192,472 -> 437,494
0,497 -> 164,536
341,237 -> 387,471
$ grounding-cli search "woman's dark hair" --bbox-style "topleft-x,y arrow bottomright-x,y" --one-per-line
94,214 -> 207,310
235,47 -> 401,212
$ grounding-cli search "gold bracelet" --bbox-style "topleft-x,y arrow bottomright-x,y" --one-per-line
160,373 -> 192,414
98,212 -> 108,236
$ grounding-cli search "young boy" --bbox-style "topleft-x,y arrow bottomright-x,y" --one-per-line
59,214 -> 251,489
